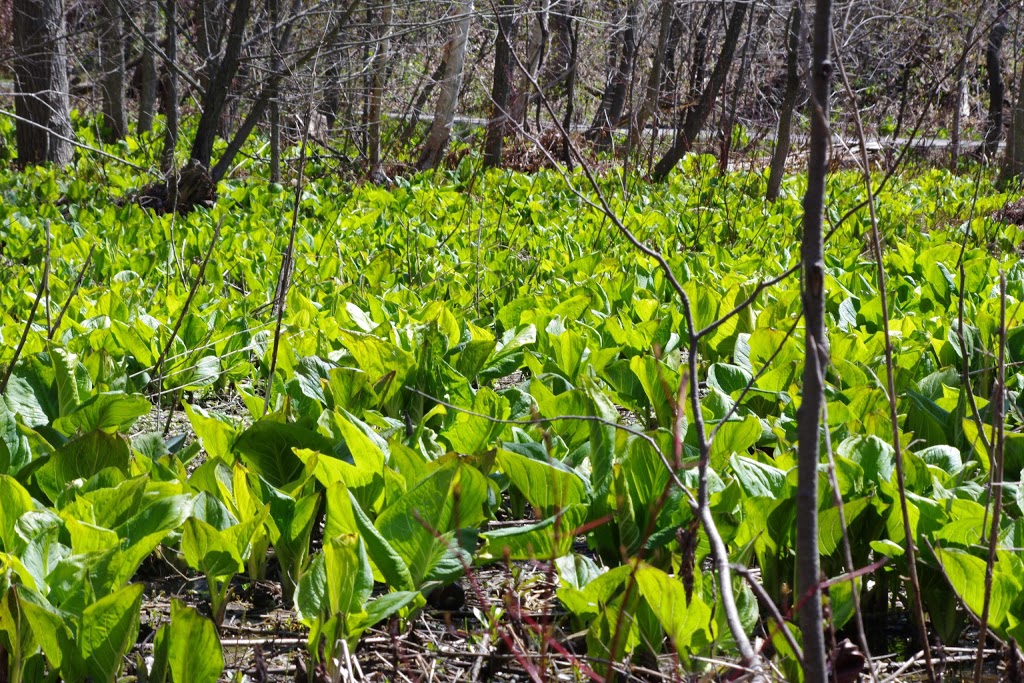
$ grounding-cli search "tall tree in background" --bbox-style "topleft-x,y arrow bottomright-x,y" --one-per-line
137,0 -> 159,134
651,0 -> 749,182
160,0 -> 178,171
630,0 -> 675,146
586,0 -> 637,150
484,0 -> 517,168
99,0 -> 127,140
367,0 -> 395,182
512,0 -> 548,128
766,1 -> 802,201
983,0 -> 1009,158
417,0 -> 473,170
12,0 -> 73,164
190,0 -> 252,167
797,0 -> 831,677
999,66 -> 1024,185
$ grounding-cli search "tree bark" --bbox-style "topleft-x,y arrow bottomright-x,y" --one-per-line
137,0 -> 159,134
367,0 -> 394,180
766,1 -> 801,202
719,4 -> 765,172
99,0 -> 128,140
12,0 -> 73,165
416,0 -> 473,170
511,0 -> 548,127
160,0 -> 178,172
586,1 -> 637,151
630,0 -> 675,146
268,0 -> 281,182
984,0 -> 1009,158
999,65 -> 1024,185
798,0 -> 831,679
484,0 -> 516,167
189,0 -> 253,168
651,0 -> 749,182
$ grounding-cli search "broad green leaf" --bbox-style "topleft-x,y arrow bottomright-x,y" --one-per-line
80,582 -> 144,683
441,388 -> 509,455
478,504 -> 587,561
496,448 -> 585,515
53,392 -> 150,435
168,600 -> 224,683
324,534 -> 373,616
709,415 -> 761,469
234,419 -> 334,488
635,564 -> 713,654
934,546 -> 1016,633
182,402 -> 238,461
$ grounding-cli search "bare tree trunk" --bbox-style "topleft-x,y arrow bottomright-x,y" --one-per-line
511,0 -> 548,127
719,4 -> 765,172
160,0 -> 178,172
137,0 -> 159,134
189,0 -> 252,167
660,10 -> 683,97
12,0 -> 73,165
268,0 -> 281,182
367,0 -> 394,181
984,0 -> 1009,158
195,0 -> 226,89
766,1 -> 801,202
651,0 -> 749,182
416,0 -> 473,171
560,0 -> 578,165
210,1 -> 354,182
999,65 -> 1024,185
798,0 -> 831,678
99,0 -> 128,140
484,0 -> 516,168
630,0 -> 674,146
586,1 -> 637,151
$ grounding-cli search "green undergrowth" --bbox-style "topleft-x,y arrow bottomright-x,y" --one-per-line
1,123 -> 1023,680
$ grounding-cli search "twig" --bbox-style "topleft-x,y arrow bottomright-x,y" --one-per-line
732,564 -> 804,665
48,243 -> 95,340
0,228 -> 51,394
151,216 -> 224,380
974,270 -> 1007,683
265,106 -> 313,416
833,38 -> 934,683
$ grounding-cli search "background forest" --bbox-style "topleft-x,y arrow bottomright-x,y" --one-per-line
3,0 -> 1024,682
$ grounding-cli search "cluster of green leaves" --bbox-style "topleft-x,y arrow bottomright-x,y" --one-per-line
3,128 -> 1024,678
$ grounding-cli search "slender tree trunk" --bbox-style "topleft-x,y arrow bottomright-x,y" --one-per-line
190,0 -> 252,167
797,0 -> 831,678
652,0 -> 749,182
195,0 -> 225,89
999,65 -> 1024,185
416,0 -> 473,170
268,0 -> 281,182
137,0 -> 159,134
367,0 -> 394,180
99,0 -> 127,140
398,54 -> 446,147
660,11 -> 683,98
586,1 -> 637,151
12,0 -> 73,165
511,0 -> 548,127
984,0 -> 1009,158
160,0 -> 178,172
766,1 -> 801,201
484,0 -> 516,168
630,0 -> 675,146
719,4 -> 765,172
560,0 -> 578,165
